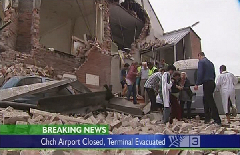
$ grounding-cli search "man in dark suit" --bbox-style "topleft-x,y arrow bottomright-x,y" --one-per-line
194,52 -> 221,125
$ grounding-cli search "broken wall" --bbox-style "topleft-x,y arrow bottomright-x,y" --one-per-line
39,0 -> 97,54
76,46 -> 111,91
0,0 -> 165,92
0,7 -> 18,50
16,0 -> 33,53
140,0 -> 164,40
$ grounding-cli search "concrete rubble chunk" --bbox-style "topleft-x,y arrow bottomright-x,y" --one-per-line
16,121 -> 28,125
110,120 -> 122,131
140,118 -> 150,126
63,74 -> 77,80
166,150 -> 181,155
30,108 -> 89,124
149,112 -> 162,121
164,128 -> 174,134
130,117 -> 141,128
3,150 -> 21,155
30,108 -> 56,117
180,123 -> 193,131
188,150 -> 204,155
20,150 -> 41,155
172,125 -> 181,132
224,130 -> 236,135
141,126 -> 151,133
88,115 -> 99,124
52,150 -> 70,155
143,102 -> 151,114
180,150 -> 191,155
131,150 -> 152,155
2,110 -> 30,124
215,127 -> 225,134
150,150 -> 165,155
108,98 -> 143,116
218,151 -> 236,155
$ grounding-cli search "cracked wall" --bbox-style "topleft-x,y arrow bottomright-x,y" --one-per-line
0,0 -> 164,91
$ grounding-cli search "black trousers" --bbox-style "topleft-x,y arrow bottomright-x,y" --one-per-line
180,101 -> 191,118
203,81 -> 221,124
145,88 -> 157,111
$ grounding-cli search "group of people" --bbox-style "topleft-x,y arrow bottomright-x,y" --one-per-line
120,59 -> 193,122
144,64 -> 193,124
120,52 -> 238,125
120,60 -> 168,104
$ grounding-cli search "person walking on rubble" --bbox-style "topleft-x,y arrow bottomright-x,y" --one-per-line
179,72 -> 193,119
216,65 -> 238,124
140,62 -> 149,98
169,71 -> 182,123
144,70 -> 163,112
136,62 -> 142,97
162,65 -> 176,124
126,62 -> 139,104
194,52 -> 221,126
120,63 -> 130,97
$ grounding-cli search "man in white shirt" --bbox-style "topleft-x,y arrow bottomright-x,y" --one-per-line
140,62 -> 149,98
216,65 -> 238,123
162,65 -> 175,124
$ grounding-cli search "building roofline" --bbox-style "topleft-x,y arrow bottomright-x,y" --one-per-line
164,27 -> 190,35
163,26 -> 201,40
189,27 -> 201,40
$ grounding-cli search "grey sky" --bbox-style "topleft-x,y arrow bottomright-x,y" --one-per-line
150,0 -> 240,76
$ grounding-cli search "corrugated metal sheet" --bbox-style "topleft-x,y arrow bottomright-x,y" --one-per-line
160,28 -> 190,45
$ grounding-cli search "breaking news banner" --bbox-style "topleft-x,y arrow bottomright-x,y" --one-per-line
0,125 -> 239,149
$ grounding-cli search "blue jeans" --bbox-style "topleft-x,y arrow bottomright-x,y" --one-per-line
127,82 -> 137,104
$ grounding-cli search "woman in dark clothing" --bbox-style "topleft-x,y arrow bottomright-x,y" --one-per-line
179,72 -> 193,119
170,71 -> 182,123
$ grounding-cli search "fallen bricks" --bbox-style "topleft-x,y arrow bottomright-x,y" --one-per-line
0,107 -> 240,154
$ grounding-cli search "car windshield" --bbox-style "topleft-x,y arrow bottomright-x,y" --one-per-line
179,69 -> 198,86
1,77 -> 21,89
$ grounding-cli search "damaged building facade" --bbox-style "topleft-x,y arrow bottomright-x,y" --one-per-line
0,0 -> 200,93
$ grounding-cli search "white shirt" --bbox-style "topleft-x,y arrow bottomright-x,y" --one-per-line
141,67 -> 149,80
216,71 -> 238,92
162,72 -> 172,107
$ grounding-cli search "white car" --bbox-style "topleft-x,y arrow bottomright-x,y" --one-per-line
174,59 -> 240,115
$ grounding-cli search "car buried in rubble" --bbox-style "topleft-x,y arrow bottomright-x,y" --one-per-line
174,59 -> 240,116
0,76 -> 144,116
0,76 -> 75,105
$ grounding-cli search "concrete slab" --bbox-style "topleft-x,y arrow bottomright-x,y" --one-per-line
108,97 -> 143,116
0,79 -> 74,101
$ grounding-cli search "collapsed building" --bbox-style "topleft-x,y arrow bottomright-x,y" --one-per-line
0,0 -> 201,93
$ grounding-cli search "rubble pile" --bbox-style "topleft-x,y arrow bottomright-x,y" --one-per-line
140,38 -> 166,50
0,63 -> 55,85
0,107 -> 240,154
